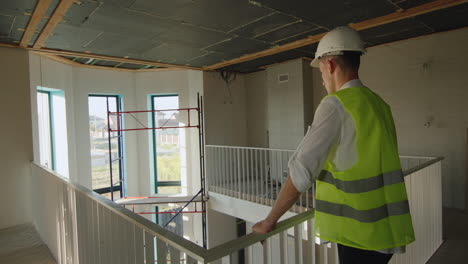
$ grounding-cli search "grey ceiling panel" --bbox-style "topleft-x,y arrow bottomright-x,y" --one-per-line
45,23 -> 103,52
267,49 -> 313,62
254,20 -> 320,43
229,12 -> 299,38
129,0 -> 273,32
80,3 -> 171,37
415,3 -> 468,32
220,49 -> 312,73
155,23 -> 234,49
84,32 -> 155,56
188,52 -> 238,67
7,15 -> 31,43
360,18 -> 433,46
275,27 -> 327,46
296,43 -> 319,56
128,0 -> 194,18
252,0 -> 398,29
0,15 -> 14,37
219,57 -> 272,73
390,0 -> 434,10
205,36 -> 273,56
135,43 -> 209,65
63,0 -> 100,26
89,60 -> 121,68
0,0 -> 37,15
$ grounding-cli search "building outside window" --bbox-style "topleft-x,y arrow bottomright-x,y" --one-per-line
88,94 -> 123,199
151,95 -> 183,194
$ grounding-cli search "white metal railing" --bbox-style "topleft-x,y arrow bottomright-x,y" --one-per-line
205,145 -> 443,264
30,149 -> 442,264
205,145 -> 312,213
30,162 -> 317,264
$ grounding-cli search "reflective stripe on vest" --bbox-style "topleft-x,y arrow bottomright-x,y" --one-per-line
317,169 -> 404,193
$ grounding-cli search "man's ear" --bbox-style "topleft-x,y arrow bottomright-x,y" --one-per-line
327,58 -> 336,74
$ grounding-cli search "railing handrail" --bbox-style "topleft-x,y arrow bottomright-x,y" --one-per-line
402,157 -> 444,176
206,144 -> 295,152
205,210 -> 314,262
32,162 -> 315,262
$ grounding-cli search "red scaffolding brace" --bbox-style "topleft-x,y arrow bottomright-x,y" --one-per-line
105,93 -> 207,248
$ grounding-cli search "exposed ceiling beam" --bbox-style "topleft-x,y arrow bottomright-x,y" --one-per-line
33,0 -> 76,48
204,0 -> 467,70
20,0 -> 54,47
35,52 -> 188,72
36,53 -> 136,72
348,0 -> 467,30
0,43 -> 202,70
33,47 -> 202,70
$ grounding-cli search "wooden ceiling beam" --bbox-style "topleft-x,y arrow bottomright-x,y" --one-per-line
0,42 -> 202,70
204,0 -> 467,70
33,47 -> 202,70
20,0 -> 54,47
33,0 -> 75,48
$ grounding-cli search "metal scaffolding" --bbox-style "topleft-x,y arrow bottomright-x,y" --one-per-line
106,93 -> 208,248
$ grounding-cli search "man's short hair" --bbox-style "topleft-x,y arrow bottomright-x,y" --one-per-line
332,51 -> 361,71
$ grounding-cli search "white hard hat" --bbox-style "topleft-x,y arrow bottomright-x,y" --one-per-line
310,26 -> 366,68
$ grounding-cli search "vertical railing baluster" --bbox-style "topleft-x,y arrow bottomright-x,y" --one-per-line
169,245 -> 180,264
244,148 -> 248,200
280,231 -> 288,264
145,232 -> 155,264
237,148 -> 241,198
157,238 -> 167,264
307,219 -> 315,264
255,149 -> 259,203
134,225 -> 144,264
260,150 -> 265,205
263,238 -> 271,264
294,224 -> 304,264
223,148 -> 227,195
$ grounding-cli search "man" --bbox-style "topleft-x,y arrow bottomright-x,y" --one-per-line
253,27 -> 415,264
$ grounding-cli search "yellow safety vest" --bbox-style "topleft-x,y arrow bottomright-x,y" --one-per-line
315,86 -> 415,250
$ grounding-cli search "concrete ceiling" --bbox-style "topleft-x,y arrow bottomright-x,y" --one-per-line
0,0 -> 467,72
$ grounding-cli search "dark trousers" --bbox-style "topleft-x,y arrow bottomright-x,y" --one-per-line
338,244 -> 393,264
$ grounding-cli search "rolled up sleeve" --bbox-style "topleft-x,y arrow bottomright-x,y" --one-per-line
288,97 -> 342,192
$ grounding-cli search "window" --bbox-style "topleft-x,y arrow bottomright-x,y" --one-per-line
36,88 -> 69,176
88,95 -> 124,198
151,95 -> 183,194
37,91 -> 54,169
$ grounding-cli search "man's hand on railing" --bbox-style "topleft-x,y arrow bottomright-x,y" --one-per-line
253,176 -> 300,238
252,219 -> 276,234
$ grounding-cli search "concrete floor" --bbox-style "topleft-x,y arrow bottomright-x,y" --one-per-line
427,208 -> 468,264
0,224 -> 56,264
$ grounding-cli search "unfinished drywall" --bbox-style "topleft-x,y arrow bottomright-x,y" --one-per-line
29,54 -> 75,179
203,71 -> 248,146
72,66 -> 137,192
245,70 -> 268,147
0,47 -> 33,228
310,27 -> 468,209
266,59 -> 312,150
134,70 -> 203,196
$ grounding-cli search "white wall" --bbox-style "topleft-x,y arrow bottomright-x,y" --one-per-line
0,47 -> 33,228
29,55 -> 75,178
72,67 -> 137,191
266,59 -> 313,150
310,28 -> 468,209
245,70 -> 268,147
203,71 -> 248,146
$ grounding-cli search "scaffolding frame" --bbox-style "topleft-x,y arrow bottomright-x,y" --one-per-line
106,93 -> 208,248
